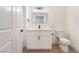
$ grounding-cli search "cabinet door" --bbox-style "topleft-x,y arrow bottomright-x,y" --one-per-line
40,34 -> 52,49
26,35 -> 39,49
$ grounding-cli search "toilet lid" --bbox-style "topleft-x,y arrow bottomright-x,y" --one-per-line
59,37 -> 71,45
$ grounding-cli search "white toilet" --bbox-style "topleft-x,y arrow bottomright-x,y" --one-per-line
55,31 -> 71,52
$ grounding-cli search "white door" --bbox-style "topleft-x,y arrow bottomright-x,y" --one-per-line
0,6 -> 24,53
0,40 -> 13,53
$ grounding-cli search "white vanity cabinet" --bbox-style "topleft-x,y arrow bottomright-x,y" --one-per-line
26,30 -> 53,50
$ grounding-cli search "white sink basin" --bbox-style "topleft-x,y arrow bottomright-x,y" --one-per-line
26,26 -> 52,30
27,28 -> 51,30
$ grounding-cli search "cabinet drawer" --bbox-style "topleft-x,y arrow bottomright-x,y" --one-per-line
39,31 -> 52,36
26,31 -> 40,36
26,30 -> 53,36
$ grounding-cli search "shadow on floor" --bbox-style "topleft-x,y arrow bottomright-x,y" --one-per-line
23,44 -> 76,53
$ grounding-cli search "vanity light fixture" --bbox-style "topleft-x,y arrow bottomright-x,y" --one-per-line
35,7 -> 43,10
33,7 -> 44,13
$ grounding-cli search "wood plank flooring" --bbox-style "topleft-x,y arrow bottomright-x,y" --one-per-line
23,44 -> 76,53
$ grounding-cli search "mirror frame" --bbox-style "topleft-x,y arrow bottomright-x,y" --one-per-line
32,12 -> 47,24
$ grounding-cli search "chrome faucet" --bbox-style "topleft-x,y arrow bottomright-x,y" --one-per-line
38,25 -> 40,29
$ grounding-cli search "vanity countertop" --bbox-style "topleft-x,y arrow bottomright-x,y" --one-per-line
26,27 -> 52,31
26,25 -> 52,31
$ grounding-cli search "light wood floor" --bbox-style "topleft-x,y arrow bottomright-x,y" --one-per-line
23,44 -> 76,53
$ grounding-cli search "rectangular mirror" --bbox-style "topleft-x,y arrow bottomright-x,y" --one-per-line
32,13 -> 47,24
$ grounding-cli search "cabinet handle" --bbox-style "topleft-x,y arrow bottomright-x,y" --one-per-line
38,36 -> 40,40
51,33 -> 54,35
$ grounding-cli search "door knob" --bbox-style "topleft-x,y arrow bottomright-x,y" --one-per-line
20,29 -> 24,32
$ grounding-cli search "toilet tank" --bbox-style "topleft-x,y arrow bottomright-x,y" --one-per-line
55,31 -> 65,38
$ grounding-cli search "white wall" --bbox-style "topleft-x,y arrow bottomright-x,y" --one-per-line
25,6 -> 66,44
67,7 -> 79,52
27,6 -> 66,31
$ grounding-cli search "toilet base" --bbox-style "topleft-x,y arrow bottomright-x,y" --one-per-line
59,44 -> 69,53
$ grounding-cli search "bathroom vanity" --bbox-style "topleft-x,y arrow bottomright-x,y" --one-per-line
26,11 -> 53,50
26,27 -> 53,50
